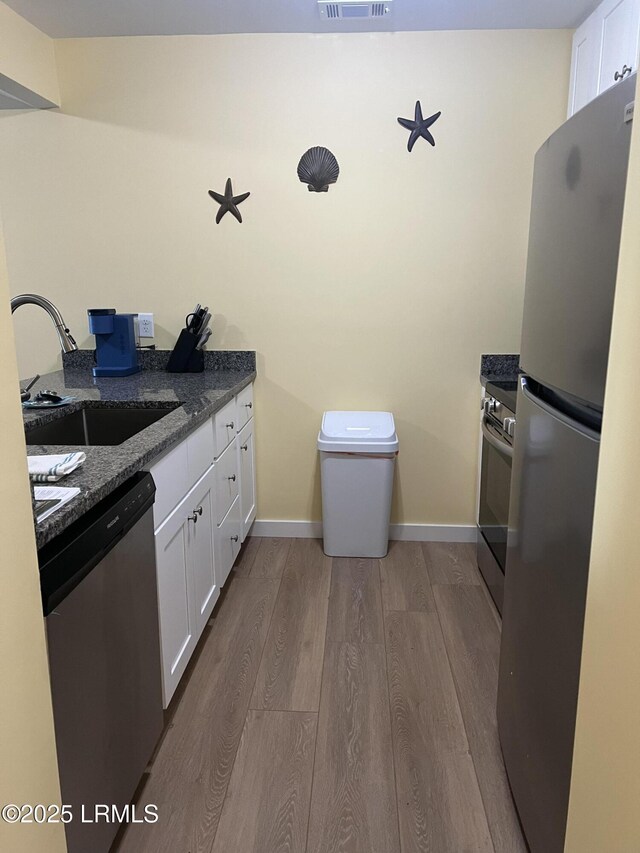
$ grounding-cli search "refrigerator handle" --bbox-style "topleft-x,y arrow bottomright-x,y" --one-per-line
481,419 -> 513,458
520,377 -> 600,440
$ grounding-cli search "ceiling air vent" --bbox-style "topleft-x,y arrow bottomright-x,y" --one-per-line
318,1 -> 394,20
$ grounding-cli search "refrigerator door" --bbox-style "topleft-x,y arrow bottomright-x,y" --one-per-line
497,378 -> 599,853
520,73 -> 635,408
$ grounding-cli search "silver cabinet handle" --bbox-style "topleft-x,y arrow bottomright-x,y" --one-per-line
227,474 -> 236,482
241,443 -> 248,451
231,535 -> 239,542
226,421 -> 235,429
245,402 -> 252,409
615,64 -> 632,81
188,506 -> 203,523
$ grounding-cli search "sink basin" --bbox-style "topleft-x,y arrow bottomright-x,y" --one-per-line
25,405 -> 179,446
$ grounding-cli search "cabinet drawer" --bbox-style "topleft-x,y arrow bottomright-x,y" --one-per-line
238,419 -> 256,541
187,418 -> 214,484
214,438 -> 239,525
213,397 -> 237,459
149,419 -> 215,529
236,383 -> 254,431
149,440 -> 190,529
215,496 -> 242,588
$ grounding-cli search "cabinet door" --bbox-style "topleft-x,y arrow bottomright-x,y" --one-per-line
568,15 -> 599,116
597,0 -> 640,95
155,504 -> 196,707
188,466 -> 219,639
238,419 -> 256,541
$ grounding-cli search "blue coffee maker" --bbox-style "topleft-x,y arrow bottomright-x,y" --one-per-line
88,309 -> 141,377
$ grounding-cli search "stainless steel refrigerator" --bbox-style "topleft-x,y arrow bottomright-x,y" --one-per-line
497,74 -> 636,853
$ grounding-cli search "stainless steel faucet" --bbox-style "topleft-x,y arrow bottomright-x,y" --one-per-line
10,293 -> 78,353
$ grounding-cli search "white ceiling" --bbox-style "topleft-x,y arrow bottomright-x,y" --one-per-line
4,0 -> 600,39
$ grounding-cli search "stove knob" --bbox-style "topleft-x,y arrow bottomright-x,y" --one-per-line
483,397 -> 498,415
503,417 -> 516,437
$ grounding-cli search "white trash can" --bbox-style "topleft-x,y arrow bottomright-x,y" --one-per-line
318,411 -> 398,558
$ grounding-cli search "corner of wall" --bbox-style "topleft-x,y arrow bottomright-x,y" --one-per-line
0,1 -> 60,108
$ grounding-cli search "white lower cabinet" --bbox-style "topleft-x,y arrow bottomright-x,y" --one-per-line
216,495 -> 242,588
154,504 -> 192,707
188,466 -> 219,638
238,418 -> 256,541
155,467 -> 218,706
149,381 -> 256,706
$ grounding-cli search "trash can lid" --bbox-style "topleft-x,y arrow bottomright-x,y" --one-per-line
318,411 -> 398,454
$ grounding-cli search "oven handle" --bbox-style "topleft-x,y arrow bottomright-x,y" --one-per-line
481,419 -> 513,459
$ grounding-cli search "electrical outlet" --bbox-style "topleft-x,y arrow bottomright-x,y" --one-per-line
138,312 -> 155,338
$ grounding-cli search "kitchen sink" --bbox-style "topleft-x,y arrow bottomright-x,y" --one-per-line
25,405 -> 179,447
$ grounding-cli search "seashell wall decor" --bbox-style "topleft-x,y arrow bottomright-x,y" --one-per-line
397,100 -> 442,152
297,147 -> 340,193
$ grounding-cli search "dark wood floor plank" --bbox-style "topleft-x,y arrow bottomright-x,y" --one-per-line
433,584 -> 527,853
307,641 -> 400,853
250,538 -> 331,712
379,540 -> 435,612
385,610 -> 494,853
233,534 -> 262,577
250,536 -> 292,579
117,576 -> 279,853
422,541 -> 481,586
326,558 -> 384,643
211,710 -> 317,853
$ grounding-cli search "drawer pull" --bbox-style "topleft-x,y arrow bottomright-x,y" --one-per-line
188,506 -> 203,523
227,474 -> 237,482
226,421 -> 235,429
244,402 -> 252,409
231,535 -> 239,542
241,443 -> 248,451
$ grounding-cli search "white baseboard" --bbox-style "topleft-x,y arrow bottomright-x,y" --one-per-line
250,520 -> 323,538
250,520 -> 476,543
389,524 -> 476,543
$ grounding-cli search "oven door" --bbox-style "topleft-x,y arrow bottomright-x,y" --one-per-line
478,416 -> 513,608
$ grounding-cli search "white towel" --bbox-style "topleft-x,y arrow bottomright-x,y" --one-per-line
28,452 -> 86,482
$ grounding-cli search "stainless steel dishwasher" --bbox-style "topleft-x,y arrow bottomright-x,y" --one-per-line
40,472 -> 163,853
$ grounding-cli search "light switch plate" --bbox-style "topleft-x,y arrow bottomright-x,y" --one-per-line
138,312 -> 154,338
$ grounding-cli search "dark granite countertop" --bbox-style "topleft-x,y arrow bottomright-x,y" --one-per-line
480,353 -> 520,384
24,352 -> 256,549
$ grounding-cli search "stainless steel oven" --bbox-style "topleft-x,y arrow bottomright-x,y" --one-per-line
477,386 -> 516,615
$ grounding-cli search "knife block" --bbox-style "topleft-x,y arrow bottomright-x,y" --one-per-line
166,329 -> 205,373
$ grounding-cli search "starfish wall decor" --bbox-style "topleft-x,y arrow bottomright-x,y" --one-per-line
397,101 -> 442,152
208,178 -> 250,223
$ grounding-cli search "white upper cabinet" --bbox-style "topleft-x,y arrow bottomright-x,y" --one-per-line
569,0 -> 640,116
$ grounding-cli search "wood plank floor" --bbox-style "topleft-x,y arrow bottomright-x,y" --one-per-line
117,538 -> 525,853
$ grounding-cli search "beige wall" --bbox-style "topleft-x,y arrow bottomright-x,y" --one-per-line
0,30 -> 571,525
563,103 -> 640,852
0,1 -> 59,106
0,210 -> 65,851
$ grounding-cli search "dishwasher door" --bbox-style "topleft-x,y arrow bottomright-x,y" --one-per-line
46,506 -> 163,853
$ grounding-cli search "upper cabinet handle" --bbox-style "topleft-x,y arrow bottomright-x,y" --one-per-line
241,443 -> 248,451
226,421 -> 235,429
245,402 -> 252,408
614,64 -> 632,81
